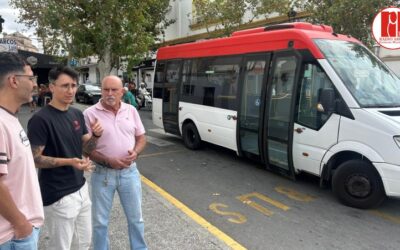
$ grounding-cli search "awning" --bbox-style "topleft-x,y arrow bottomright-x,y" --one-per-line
133,59 -> 155,70
18,50 -> 62,69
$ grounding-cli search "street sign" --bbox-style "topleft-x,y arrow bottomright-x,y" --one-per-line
0,38 -> 17,53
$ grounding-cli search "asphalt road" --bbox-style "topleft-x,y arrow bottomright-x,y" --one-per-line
19,103 -> 400,250
138,108 -> 400,250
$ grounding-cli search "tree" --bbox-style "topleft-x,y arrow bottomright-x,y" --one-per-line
192,0 -> 251,36
303,0 -> 398,47
11,0 -> 173,80
192,0 -> 399,47
192,0 -> 303,37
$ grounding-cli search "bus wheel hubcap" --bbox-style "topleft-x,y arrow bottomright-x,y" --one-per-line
346,174 -> 371,198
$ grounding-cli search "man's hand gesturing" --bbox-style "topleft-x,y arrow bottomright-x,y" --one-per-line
91,118 -> 103,137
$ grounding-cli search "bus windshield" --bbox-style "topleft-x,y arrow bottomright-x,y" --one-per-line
314,39 -> 400,108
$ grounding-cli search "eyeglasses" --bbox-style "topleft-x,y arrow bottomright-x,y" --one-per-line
15,75 -> 38,83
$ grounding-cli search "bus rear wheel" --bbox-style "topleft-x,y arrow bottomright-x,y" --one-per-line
182,123 -> 202,150
332,159 -> 385,209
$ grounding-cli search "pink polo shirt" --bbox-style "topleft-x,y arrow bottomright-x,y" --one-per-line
0,108 -> 44,244
83,101 -> 145,158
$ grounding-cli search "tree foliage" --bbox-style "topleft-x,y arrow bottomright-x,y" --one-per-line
192,0 -> 302,37
11,0 -> 173,78
192,0 -> 400,47
304,0 -> 399,47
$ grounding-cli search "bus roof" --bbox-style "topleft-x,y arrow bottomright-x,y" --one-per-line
156,22 -> 360,60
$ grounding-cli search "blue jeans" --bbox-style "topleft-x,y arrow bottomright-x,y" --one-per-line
0,227 -> 40,250
91,162 -> 147,250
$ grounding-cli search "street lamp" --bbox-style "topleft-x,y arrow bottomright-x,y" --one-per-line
0,15 -> 4,33
287,8 -> 297,23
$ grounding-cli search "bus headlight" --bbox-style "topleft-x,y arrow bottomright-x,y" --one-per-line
394,136 -> 400,148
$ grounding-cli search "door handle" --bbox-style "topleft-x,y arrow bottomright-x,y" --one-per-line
227,115 -> 237,120
179,107 -> 182,111
294,127 -> 305,134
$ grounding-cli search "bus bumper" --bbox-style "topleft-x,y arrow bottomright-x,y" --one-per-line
374,162 -> 400,197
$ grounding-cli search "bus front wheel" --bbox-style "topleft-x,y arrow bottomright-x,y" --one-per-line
332,159 -> 385,209
182,123 -> 202,150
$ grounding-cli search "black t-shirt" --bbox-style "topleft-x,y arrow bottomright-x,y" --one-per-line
27,105 -> 88,206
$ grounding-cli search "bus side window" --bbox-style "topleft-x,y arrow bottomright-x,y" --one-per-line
269,58 -> 296,121
154,62 -> 165,99
181,60 -> 193,96
166,62 -> 180,83
297,64 -> 335,130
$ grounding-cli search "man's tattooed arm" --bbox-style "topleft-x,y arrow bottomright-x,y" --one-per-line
82,136 -> 98,157
31,145 -> 71,169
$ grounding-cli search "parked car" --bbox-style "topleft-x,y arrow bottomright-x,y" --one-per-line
76,84 -> 102,104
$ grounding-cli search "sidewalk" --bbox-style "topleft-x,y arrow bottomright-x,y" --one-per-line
38,177 -> 229,249
18,105 -> 230,249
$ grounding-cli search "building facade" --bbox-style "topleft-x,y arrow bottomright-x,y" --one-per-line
375,46 -> 400,77
159,0 -> 308,46
2,32 -> 38,52
78,0 -> 307,86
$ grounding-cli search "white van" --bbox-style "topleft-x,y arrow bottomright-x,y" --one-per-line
152,22 -> 400,209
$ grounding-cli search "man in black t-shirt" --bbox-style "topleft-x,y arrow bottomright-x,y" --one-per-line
28,66 -> 103,250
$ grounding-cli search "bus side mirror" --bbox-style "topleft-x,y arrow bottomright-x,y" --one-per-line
317,88 -> 335,113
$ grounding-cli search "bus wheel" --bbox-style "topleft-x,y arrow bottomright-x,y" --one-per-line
182,123 -> 202,150
332,160 -> 385,209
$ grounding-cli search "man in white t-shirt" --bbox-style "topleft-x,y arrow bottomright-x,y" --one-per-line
0,52 -> 44,249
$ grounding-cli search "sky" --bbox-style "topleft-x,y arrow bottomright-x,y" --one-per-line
0,0 -> 42,50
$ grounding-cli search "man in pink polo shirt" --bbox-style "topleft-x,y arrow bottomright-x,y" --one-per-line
0,52 -> 44,249
83,75 -> 147,250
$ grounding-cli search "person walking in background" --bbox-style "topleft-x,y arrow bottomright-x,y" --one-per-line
123,86 -> 138,108
84,75 -> 147,250
27,66 -> 103,250
30,85 -> 39,112
37,84 -> 47,106
128,81 -> 137,97
0,52 -> 44,249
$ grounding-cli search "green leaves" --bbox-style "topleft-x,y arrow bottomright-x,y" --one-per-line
192,0 -> 399,47
304,0 -> 399,48
11,0 -> 172,74
192,0 -> 305,36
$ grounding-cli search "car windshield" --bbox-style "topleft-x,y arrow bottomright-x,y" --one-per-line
85,85 -> 101,91
314,39 -> 400,108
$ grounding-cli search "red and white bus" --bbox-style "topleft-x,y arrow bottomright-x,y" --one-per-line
152,22 -> 400,209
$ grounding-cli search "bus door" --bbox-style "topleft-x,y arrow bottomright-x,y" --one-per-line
292,62 -> 341,176
264,51 -> 301,178
162,60 -> 182,135
237,53 -> 271,161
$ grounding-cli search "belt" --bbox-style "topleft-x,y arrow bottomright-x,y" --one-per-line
93,161 -> 113,169
94,161 -> 135,169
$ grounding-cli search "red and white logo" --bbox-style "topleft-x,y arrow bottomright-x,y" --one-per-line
372,7 -> 400,49
73,120 -> 81,131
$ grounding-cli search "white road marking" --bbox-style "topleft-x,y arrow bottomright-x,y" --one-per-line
149,128 -> 169,135
146,135 -> 175,147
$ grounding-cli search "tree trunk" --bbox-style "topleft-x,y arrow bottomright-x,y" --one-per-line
97,45 -> 112,82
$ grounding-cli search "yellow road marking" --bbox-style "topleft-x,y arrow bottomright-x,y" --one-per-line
141,176 -> 247,250
237,192 -> 290,217
370,210 -> 400,224
140,150 -> 185,158
209,203 -> 247,224
275,186 -> 315,202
